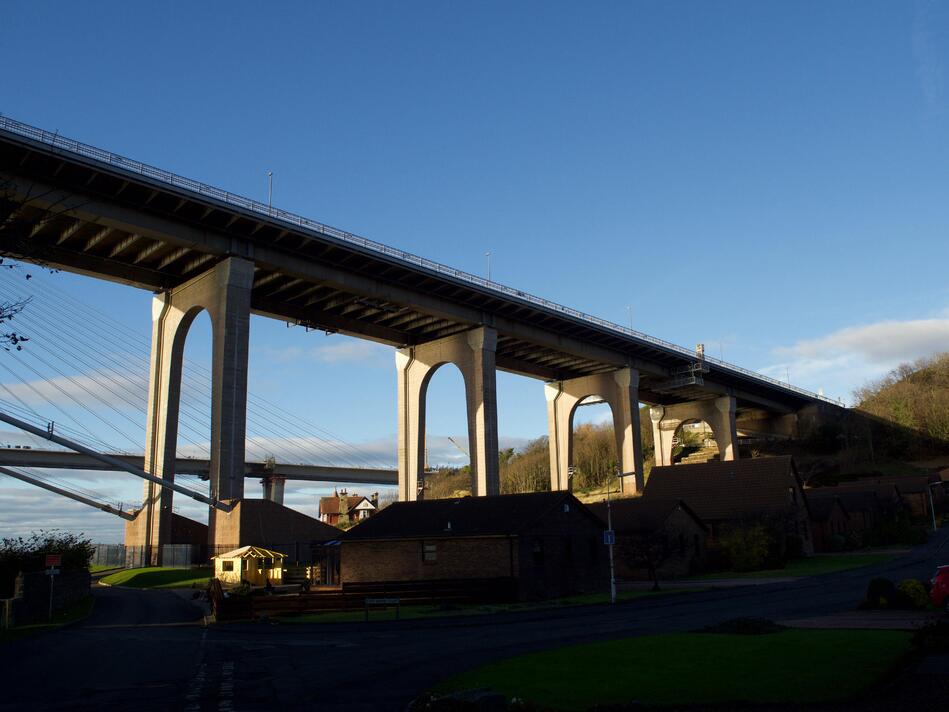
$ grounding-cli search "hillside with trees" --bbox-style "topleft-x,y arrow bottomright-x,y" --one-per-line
424,406 -> 659,499
854,352 -> 949,458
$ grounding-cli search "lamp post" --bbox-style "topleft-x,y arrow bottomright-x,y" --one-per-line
927,481 -> 942,533
606,466 -> 618,605
267,171 -> 273,213
485,251 -> 492,282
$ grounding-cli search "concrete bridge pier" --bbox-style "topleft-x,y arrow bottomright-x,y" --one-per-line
139,256 -> 254,564
650,395 -> 739,467
545,367 -> 645,496
261,475 -> 286,505
396,326 -> 500,501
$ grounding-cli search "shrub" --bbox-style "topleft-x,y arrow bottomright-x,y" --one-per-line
0,530 -> 94,598
719,523 -> 772,572
897,579 -> 930,610
865,577 -> 896,608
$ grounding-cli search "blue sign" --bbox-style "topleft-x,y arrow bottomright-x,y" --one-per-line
603,530 -> 616,546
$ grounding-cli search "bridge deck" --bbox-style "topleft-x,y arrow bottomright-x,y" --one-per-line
0,115 -> 835,414
0,448 -> 397,485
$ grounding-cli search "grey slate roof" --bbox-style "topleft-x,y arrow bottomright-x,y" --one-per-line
643,456 -> 805,522
340,491 -> 597,540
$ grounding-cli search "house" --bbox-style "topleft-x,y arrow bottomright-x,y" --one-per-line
587,497 -> 708,579
213,545 -> 286,586
804,485 -> 901,545
338,491 -> 608,601
319,489 -> 379,526
873,475 -> 944,521
644,456 -> 814,557
806,495 -> 851,552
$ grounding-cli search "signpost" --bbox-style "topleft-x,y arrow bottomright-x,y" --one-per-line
606,468 -> 618,605
45,554 -> 61,621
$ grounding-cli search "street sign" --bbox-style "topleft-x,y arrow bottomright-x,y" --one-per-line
603,530 -> 616,546
45,567 -> 60,576
44,554 -> 61,567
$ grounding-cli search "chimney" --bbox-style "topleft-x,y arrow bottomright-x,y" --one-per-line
338,490 -> 350,526
371,492 -> 379,508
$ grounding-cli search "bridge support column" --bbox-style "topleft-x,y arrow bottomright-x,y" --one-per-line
261,476 -> 286,505
650,395 -> 739,468
139,257 -> 254,564
545,367 -> 644,495
396,327 -> 499,501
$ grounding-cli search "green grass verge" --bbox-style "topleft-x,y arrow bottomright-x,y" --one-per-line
89,564 -> 120,573
689,553 -> 895,580
100,566 -> 211,589
0,595 -> 95,644
279,587 -> 708,624
435,629 -> 912,709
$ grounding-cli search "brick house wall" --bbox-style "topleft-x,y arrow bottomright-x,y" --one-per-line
339,495 -> 608,600
613,507 -> 708,580
810,501 -> 850,553
515,502 -> 607,600
341,537 -> 516,584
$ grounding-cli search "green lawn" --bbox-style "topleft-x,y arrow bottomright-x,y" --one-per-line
279,587 -> 708,624
690,553 -> 895,580
0,596 -> 95,644
89,563 -> 120,573
100,566 -> 211,589
435,629 -> 912,709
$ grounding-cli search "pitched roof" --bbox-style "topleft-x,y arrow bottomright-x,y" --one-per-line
319,495 -> 371,515
340,491 -> 597,540
814,481 -> 902,502
213,545 -> 286,560
643,456 -> 804,521
805,495 -> 848,522
587,497 -> 708,534
808,488 -> 882,514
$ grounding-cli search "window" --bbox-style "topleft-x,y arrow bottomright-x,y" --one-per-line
423,542 -> 437,562
222,560 -> 234,572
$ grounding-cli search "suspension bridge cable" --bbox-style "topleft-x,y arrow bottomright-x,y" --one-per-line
1,266 -> 394,467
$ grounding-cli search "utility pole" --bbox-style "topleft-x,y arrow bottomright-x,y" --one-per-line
606,466 -> 618,604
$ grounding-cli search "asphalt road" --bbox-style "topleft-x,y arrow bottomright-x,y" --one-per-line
2,532 -> 946,712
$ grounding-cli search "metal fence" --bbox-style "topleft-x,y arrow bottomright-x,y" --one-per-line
0,114 -> 840,405
91,544 -> 126,568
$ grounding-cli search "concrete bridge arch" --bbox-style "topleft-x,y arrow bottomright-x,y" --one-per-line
395,327 -> 499,502
545,368 -> 645,496
141,256 -> 253,562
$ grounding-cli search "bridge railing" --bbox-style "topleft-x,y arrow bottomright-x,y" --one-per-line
0,115 -> 839,405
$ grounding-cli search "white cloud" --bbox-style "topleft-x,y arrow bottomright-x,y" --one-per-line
775,318 -> 949,365
259,339 -> 392,366
0,368 -> 148,411
308,340 -> 391,365
764,316 -> 949,404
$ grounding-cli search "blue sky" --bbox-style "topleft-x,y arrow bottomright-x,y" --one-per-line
2,1 -> 948,541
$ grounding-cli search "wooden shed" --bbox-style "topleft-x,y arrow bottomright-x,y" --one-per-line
213,545 -> 286,586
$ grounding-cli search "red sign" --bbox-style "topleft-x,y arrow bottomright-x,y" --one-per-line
45,554 -> 62,567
